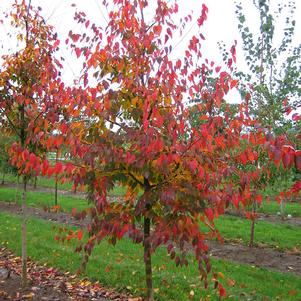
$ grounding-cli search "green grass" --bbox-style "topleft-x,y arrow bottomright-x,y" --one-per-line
215,215 -> 301,251
0,186 -> 88,212
0,211 -> 300,300
3,173 -> 73,191
257,201 -> 301,218
1,173 -> 127,196
0,186 -> 300,251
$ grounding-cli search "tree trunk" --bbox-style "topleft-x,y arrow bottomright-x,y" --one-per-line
280,200 -> 285,220
21,175 -> 27,287
54,179 -> 58,206
1,173 -> 5,185
144,216 -> 154,301
15,175 -> 20,203
249,201 -> 256,247
33,175 -> 37,189
54,149 -> 58,205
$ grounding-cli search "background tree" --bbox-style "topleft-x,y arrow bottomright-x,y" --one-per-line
218,0 -> 301,223
0,134 -> 16,185
219,0 -> 300,132
0,1 -> 64,286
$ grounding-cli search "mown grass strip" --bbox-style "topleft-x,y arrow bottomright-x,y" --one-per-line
0,211 -> 300,300
2,173 -> 73,191
214,215 -> 301,250
1,173 -> 126,196
0,186 -> 300,251
0,186 -> 87,211
257,200 -> 301,217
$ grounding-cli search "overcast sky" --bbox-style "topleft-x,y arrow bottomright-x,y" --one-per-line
1,0 -> 300,103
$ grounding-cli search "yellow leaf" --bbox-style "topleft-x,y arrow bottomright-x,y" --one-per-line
218,272 -> 225,279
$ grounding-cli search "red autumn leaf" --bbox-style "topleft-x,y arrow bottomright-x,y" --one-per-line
218,283 -> 227,297
282,152 -> 291,168
255,195 -> 262,204
295,150 -> 301,170
53,39 -> 60,48
71,208 -> 77,217
54,162 -> 63,174
230,79 -> 238,89
240,152 -> 248,165
77,230 -> 83,241
245,92 -> 251,101
70,33 -> 80,43
275,195 -> 282,205
274,149 -> 282,165
205,208 -> 214,223
290,181 -> 301,194
227,279 -> 236,287
75,48 -> 81,58
41,160 -> 49,175
215,66 -> 221,73
29,153 -> 36,165
292,113 -> 301,121
22,149 -> 29,161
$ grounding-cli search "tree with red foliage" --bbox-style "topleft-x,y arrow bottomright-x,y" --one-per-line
0,1 -> 64,286
52,1 -> 300,299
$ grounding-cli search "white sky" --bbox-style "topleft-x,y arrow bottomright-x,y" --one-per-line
0,0 -> 300,104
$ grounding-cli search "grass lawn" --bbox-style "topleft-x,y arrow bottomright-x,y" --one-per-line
1,173 -> 127,196
2,173 -> 73,191
229,201 -> 301,218
0,186 -> 88,212
214,215 -> 301,251
0,186 -> 300,251
257,200 -> 301,218
0,211 -> 300,300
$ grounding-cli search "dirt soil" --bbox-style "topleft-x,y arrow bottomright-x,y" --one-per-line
209,240 -> 301,275
225,210 -> 301,227
0,248 -> 136,301
0,202 -> 301,278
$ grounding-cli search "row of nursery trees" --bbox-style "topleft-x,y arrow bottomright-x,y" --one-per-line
0,1 -> 300,299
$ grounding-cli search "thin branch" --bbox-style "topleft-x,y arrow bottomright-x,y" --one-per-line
0,108 -> 21,139
128,171 -> 144,187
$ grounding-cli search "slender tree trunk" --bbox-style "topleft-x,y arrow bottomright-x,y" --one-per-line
249,200 -> 256,247
54,149 -> 58,205
21,175 -> 27,287
20,1 -> 31,287
15,175 -> 20,203
54,179 -> 58,206
144,216 -> 154,301
280,200 -> 285,220
1,173 -> 5,185
33,175 -> 37,189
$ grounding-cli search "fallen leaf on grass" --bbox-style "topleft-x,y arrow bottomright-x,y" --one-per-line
288,290 -> 296,296
227,279 -> 236,287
